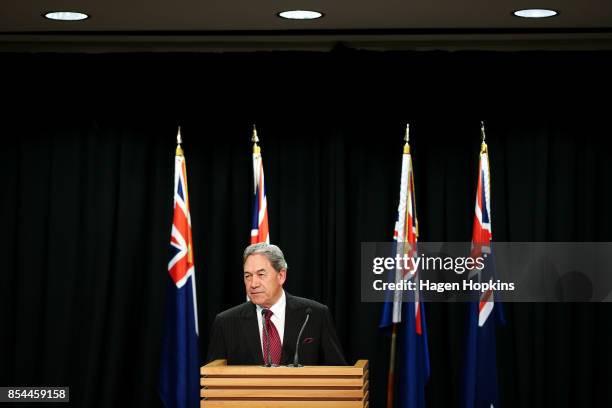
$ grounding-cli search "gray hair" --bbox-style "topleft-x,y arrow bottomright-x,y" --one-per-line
243,243 -> 288,272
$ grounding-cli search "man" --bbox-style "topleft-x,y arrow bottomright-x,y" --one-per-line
207,243 -> 346,366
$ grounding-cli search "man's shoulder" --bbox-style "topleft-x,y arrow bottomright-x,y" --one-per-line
215,301 -> 254,321
286,293 -> 329,312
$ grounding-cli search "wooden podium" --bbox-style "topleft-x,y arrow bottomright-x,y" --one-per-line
200,359 -> 369,408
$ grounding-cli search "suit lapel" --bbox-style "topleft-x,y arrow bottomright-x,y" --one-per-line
240,303 -> 264,365
282,293 -> 303,364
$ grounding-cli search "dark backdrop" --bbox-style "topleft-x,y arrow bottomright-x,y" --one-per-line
1,49 -> 612,408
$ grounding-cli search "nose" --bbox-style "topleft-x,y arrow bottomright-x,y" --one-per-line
250,275 -> 261,289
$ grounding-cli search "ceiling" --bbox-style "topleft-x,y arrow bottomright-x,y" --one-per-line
2,0 -> 612,51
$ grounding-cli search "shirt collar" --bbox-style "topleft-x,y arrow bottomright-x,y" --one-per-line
256,289 -> 286,319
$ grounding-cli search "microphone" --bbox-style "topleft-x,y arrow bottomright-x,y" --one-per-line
261,308 -> 272,367
289,307 -> 312,367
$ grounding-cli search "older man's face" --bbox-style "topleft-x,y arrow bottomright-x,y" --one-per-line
244,254 -> 286,309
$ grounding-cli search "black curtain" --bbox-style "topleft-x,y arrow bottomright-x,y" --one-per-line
1,49 -> 612,408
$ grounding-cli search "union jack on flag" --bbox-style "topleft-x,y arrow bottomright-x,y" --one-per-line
380,126 -> 430,408
391,141 -> 421,327
470,144 -> 494,326
251,134 -> 269,244
168,153 -> 198,292
461,131 -> 504,408
159,137 -> 200,408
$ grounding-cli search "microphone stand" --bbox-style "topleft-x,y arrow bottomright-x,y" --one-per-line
289,308 -> 311,367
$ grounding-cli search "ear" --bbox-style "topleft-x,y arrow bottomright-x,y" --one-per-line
278,268 -> 287,285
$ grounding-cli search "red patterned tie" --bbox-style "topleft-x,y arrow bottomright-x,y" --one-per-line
263,309 -> 282,366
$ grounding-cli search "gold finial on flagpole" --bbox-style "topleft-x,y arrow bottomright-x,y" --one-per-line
404,123 -> 410,154
176,126 -> 184,156
480,121 -> 486,142
252,124 -> 261,154
251,124 -> 259,143
480,121 -> 488,153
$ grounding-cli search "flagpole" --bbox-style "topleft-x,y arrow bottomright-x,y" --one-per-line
247,124 -> 260,302
385,123 -> 411,408
480,121 -> 490,201
480,120 -> 488,153
387,323 -> 398,408
405,124 -> 418,239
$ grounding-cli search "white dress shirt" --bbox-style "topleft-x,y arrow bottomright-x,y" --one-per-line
255,289 -> 286,354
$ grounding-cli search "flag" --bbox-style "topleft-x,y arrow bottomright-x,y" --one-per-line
461,137 -> 505,408
159,136 -> 200,408
250,126 -> 270,244
380,127 -> 430,408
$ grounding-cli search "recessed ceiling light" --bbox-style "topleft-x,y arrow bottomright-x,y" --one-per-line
44,11 -> 89,21
278,10 -> 323,20
513,9 -> 558,18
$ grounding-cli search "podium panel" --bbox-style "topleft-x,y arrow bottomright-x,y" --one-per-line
201,359 -> 369,408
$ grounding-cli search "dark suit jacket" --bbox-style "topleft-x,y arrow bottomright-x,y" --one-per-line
207,293 -> 347,365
